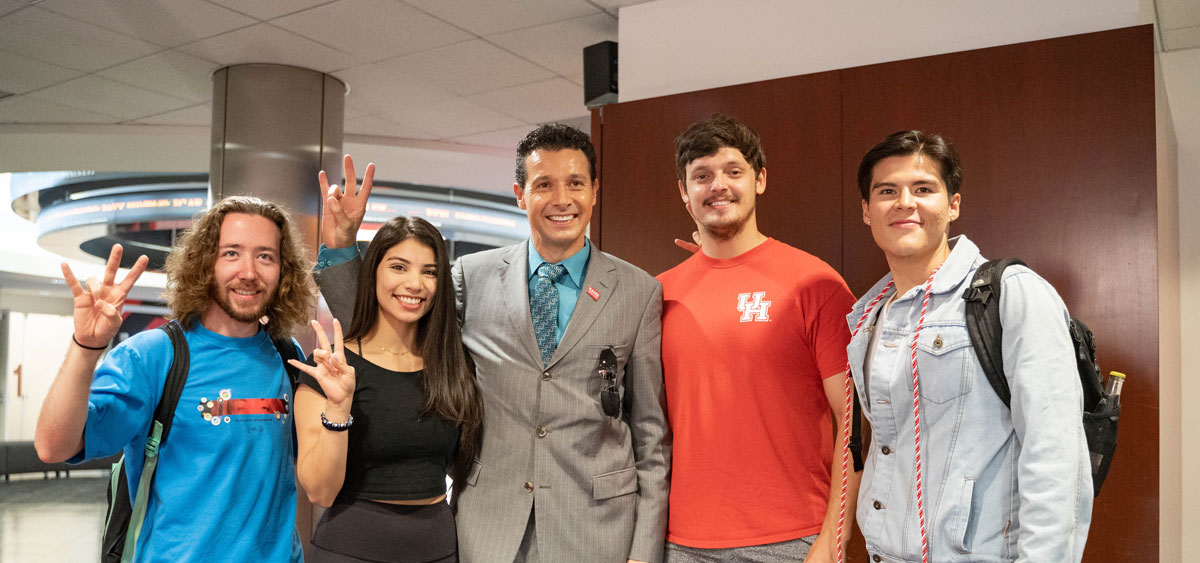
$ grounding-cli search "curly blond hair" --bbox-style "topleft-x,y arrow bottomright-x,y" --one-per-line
164,196 -> 315,338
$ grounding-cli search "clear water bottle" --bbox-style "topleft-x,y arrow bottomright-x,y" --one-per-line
1105,371 -> 1125,400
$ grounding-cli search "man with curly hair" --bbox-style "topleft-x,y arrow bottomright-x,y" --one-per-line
35,196 -> 315,563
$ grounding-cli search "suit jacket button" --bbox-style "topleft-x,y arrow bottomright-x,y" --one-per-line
537,426 -> 548,438
542,371 -> 551,381
523,482 -> 534,493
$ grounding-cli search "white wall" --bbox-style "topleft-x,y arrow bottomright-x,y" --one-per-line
1160,45 -> 1200,560
3,312 -> 74,442
619,0 -> 1140,102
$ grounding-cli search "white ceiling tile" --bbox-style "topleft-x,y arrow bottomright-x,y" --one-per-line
377,97 -> 524,139
1163,26 -> 1200,51
378,40 -> 554,95
556,114 -> 592,133
0,50 -> 83,94
487,13 -> 616,77
0,95 -> 119,123
470,78 -> 587,123
1158,0 -> 1200,31
207,0 -> 336,20
344,115 -> 437,139
177,23 -> 361,72
134,103 -> 212,125
403,0 -> 599,35
334,63 -> 454,114
0,8 -> 162,72
449,125 -> 534,150
0,1 -> 27,16
37,0 -> 255,47
99,51 -> 220,103
274,0 -> 472,60
28,75 -> 194,120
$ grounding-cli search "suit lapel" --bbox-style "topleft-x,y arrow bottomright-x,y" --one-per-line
548,250 -> 619,368
500,244 -> 543,367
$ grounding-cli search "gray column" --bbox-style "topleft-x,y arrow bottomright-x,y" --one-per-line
210,63 -> 345,248
210,63 -> 344,556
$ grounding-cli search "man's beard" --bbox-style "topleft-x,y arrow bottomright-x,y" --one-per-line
212,284 -> 273,324
702,212 -> 750,241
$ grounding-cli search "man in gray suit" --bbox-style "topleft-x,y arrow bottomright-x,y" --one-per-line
313,124 -> 669,563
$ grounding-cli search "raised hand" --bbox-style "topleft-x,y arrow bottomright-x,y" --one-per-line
61,244 -> 149,350
319,154 -> 375,250
289,319 -> 356,407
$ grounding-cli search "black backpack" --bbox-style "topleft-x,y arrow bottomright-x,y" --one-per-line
101,321 -> 301,563
963,258 -> 1120,497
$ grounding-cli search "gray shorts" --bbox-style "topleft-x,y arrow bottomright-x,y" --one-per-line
665,535 -> 819,563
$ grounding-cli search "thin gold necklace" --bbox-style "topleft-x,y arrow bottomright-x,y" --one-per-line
357,339 -> 411,356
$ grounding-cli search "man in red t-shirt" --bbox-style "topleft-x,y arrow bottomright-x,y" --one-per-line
659,115 -> 859,562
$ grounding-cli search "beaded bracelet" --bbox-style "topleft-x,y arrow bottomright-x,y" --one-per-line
320,411 -> 354,431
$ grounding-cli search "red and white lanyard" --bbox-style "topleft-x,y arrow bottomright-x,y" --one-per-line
835,267 -> 940,563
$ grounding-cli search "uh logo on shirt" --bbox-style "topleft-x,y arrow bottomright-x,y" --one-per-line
737,292 -> 772,322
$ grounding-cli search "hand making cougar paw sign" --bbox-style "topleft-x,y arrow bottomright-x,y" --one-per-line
289,319 -> 356,408
319,155 -> 375,250
61,244 -> 149,350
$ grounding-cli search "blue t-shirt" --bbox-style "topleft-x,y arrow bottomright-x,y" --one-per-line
77,321 -> 304,563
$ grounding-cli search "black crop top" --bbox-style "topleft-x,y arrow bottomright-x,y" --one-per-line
298,350 -> 459,501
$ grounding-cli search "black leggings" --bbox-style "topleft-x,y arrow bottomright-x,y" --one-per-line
311,498 -> 456,563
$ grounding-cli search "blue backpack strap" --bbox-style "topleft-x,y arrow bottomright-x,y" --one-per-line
963,258 -> 1024,408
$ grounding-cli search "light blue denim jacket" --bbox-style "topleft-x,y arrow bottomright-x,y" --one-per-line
846,236 -> 1092,562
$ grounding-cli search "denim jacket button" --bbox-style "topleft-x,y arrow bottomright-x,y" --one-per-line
872,555 -> 882,562
873,500 -> 883,510
881,445 -> 892,455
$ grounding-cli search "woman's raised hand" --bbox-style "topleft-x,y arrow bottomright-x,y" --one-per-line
289,319 -> 356,407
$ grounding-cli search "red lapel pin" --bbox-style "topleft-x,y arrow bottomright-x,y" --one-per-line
586,286 -> 600,301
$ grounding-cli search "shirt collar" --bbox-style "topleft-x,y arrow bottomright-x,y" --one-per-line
528,238 -> 590,288
929,235 -> 981,295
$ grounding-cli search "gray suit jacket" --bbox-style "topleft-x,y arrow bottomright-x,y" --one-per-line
315,241 -> 670,563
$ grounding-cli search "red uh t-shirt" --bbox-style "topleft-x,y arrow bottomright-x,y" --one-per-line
658,238 -> 854,548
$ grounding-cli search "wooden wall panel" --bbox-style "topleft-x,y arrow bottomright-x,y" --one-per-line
594,71 -> 843,276
594,25 -> 1157,562
840,26 -> 1158,561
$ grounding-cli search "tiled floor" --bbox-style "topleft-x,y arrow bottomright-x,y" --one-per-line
0,473 -> 107,562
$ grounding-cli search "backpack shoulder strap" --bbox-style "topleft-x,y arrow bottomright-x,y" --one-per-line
963,258 -> 1025,409
271,336 -> 300,391
123,320 -> 191,561
849,391 -> 864,472
154,320 -> 190,443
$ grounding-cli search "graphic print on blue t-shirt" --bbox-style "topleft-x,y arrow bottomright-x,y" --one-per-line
197,387 -> 291,426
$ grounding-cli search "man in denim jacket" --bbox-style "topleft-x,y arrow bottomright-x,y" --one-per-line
846,131 -> 1092,562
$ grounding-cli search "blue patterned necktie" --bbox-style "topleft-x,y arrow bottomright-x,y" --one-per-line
532,262 -> 568,366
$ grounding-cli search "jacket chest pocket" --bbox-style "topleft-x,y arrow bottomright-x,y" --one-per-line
584,344 -> 629,400
908,324 -> 974,404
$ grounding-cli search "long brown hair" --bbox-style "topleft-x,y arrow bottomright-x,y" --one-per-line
164,196 -> 315,338
344,216 -> 482,493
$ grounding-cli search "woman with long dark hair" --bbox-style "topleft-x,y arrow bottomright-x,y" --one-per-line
289,216 -> 482,563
